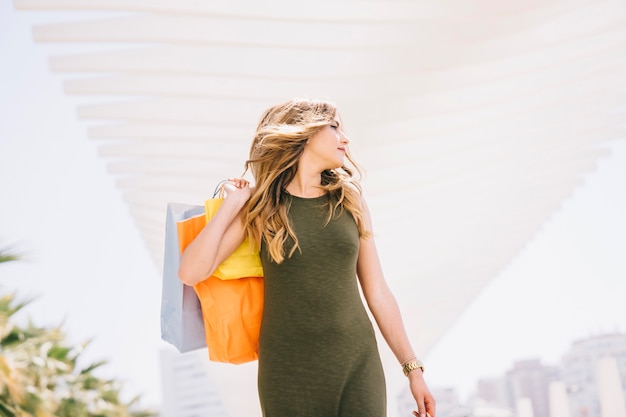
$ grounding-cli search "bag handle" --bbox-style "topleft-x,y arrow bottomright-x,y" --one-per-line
212,180 -> 229,199
213,176 -> 251,199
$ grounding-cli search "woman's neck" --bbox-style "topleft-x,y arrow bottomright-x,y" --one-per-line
285,172 -> 324,198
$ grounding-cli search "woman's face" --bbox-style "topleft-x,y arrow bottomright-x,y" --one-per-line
304,117 -> 350,170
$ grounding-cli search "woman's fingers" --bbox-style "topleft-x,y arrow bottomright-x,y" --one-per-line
223,178 -> 250,196
226,177 -> 249,188
425,393 -> 435,417
415,400 -> 426,417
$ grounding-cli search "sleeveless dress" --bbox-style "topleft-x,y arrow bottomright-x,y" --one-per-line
257,192 -> 386,417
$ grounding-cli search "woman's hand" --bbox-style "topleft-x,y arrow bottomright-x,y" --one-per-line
409,371 -> 436,417
222,178 -> 251,207
178,177 -> 251,286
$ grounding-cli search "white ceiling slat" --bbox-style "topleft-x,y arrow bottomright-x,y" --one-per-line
363,91 -> 624,142
73,78 -> 624,128
123,194 -> 199,213
84,95 -> 620,145
78,98 -> 267,125
88,123 -> 252,140
345,79 -> 625,133
358,118 -> 621,170
32,1 -> 626,47
368,150 -> 608,205
98,141 -> 250,159
107,158 -> 238,175
117,175 -> 235,192
63,48 -> 626,100
65,74 -> 358,99
33,16 -> 426,48
46,23 -> 626,77
45,46 -> 412,78
123,190 -> 208,208
15,0 -> 593,22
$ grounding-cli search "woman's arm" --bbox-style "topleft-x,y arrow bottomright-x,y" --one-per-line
178,179 -> 250,286
356,197 -> 436,417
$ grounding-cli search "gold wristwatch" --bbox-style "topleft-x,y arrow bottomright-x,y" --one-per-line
402,359 -> 425,377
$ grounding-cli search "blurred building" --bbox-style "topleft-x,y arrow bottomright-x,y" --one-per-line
506,359 -> 560,417
400,335 -> 626,417
548,380 -> 573,417
470,334 -> 626,417
561,333 -> 626,417
470,398 -> 515,417
477,376 -> 511,410
474,358 -> 559,417
160,349 -> 229,417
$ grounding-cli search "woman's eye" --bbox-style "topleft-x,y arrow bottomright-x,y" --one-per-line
330,124 -> 338,129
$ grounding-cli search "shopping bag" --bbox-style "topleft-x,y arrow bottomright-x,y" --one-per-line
160,203 -> 207,353
192,182 -> 264,364
161,181 -> 264,363
194,274 -> 264,364
205,196 -> 264,280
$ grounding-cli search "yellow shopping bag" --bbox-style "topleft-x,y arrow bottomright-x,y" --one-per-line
204,182 -> 264,280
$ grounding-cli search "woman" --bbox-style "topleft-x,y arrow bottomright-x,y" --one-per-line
179,98 -> 435,417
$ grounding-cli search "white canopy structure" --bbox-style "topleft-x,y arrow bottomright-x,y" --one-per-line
14,0 -> 626,415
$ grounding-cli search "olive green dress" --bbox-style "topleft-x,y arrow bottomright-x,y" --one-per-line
258,192 -> 386,417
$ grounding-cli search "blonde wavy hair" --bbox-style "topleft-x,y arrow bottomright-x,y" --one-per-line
243,98 -> 370,264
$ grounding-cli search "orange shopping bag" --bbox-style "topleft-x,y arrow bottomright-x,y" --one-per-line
176,192 -> 264,365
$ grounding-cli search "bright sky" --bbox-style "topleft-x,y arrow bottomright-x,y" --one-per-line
1,4 -> 626,414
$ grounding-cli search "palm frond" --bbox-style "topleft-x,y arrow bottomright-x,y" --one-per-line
0,247 -> 20,264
